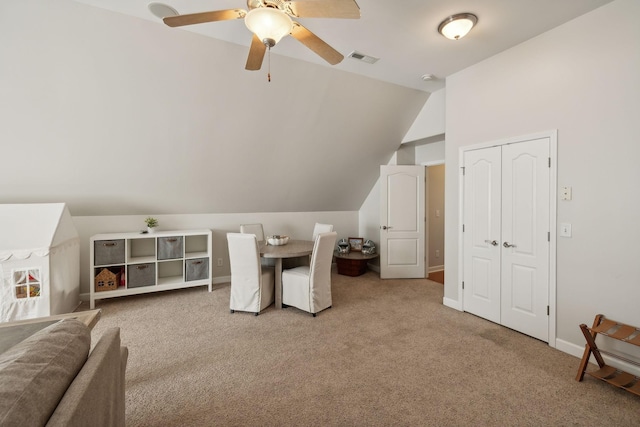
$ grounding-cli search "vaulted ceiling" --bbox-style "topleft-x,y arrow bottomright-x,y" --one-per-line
74,0 -> 614,92
0,0 -> 612,216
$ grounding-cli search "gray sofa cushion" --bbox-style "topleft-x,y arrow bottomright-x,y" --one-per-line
0,319 -> 90,426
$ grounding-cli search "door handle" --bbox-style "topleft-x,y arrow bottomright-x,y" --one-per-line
484,240 -> 498,246
503,241 -> 517,248
381,226 -> 393,230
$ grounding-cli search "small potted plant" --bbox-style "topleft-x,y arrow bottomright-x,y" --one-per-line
145,217 -> 158,233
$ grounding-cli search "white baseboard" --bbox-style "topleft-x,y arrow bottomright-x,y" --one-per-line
367,263 -> 380,273
428,265 -> 444,273
212,276 -> 230,286
443,297 -> 462,311
556,338 -> 640,377
555,338 -> 585,359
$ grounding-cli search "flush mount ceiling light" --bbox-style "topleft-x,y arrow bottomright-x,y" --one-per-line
438,13 -> 478,40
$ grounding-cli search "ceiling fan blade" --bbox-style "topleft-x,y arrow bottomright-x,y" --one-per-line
290,22 -> 344,65
245,34 -> 267,70
286,0 -> 360,19
163,9 -> 246,28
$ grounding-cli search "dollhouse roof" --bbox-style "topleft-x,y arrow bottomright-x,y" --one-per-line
0,203 -> 79,260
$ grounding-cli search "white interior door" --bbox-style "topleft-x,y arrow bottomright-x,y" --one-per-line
501,139 -> 550,342
380,165 -> 425,279
462,137 -> 550,342
462,147 -> 502,323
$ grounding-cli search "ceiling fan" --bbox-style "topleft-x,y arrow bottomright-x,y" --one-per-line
163,0 -> 360,74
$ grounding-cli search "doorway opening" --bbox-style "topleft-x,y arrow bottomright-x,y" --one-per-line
425,162 -> 445,284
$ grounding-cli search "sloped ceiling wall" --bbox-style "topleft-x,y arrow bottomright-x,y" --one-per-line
0,0 -> 429,216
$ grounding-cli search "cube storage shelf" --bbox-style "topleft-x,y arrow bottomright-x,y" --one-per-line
90,229 -> 212,309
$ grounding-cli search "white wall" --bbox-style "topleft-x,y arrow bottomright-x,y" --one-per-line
416,140 -> 445,165
74,211 -> 358,298
0,0 -> 427,216
444,0 -> 640,354
402,89 -> 446,143
359,179 -> 381,246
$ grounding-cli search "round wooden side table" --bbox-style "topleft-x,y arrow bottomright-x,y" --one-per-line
334,251 -> 379,276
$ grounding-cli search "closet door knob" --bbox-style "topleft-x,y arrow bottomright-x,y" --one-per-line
484,240 -> 498,246
503,241 -> 516,248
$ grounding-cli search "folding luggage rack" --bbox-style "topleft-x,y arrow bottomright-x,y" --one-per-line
576,314 -> 640,396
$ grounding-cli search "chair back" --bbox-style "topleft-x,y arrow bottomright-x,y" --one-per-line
227,233 -> 263,311
309,231 -> 337,302
240,223 -> 265,244
312,223 -> 333,241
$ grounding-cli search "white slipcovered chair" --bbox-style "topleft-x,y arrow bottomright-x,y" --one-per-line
227,233 -> 274,316
312,223 -> 334,241
241,223 -> 273,267
240,223 -> 265,244
304,223 -> 334,267
282,231 -> 337,317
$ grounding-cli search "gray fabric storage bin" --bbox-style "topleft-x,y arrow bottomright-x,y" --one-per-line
157,236 -> 183,260
185,258 -> 209,282
127,263 -> 155,288
94,240 -> 125,266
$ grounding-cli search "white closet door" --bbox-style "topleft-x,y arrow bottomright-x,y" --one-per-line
462,137 -> 550,342
462,146 -> 502,323
500,138 -> 550,342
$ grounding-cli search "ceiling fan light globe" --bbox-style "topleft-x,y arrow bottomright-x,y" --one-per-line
244,8 -> 292,46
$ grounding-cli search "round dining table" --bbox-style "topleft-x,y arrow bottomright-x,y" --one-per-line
260,239 -> 314,309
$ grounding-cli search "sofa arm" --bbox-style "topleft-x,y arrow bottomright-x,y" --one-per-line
47,328 -> 128,427
0,319 -> 90,426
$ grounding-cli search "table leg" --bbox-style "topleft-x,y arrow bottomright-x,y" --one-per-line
275,258 -> 283,309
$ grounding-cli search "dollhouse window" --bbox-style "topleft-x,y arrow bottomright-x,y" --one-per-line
13,268 -> 42,300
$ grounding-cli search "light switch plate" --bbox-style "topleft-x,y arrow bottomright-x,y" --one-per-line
560,223 -> 572,237
561,186 -> 572,201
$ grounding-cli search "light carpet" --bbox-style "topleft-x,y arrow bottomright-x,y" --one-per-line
81,270 -> 639,426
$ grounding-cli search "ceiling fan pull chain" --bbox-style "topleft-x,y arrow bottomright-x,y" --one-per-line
267,46 -> 271,82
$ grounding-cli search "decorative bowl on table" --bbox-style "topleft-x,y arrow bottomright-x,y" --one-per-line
267,235 -> 289,246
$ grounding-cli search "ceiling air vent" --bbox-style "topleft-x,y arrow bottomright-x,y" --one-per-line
348,51 -> 379,64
